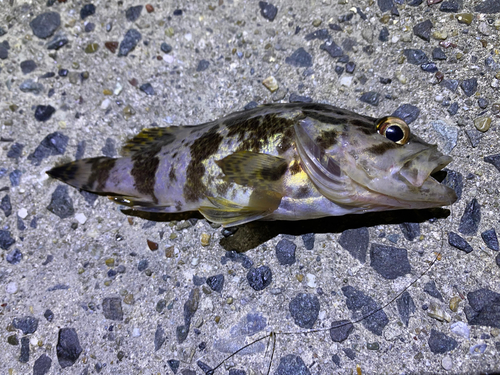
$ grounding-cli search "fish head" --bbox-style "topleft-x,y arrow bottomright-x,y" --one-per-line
295,112 -> 457,211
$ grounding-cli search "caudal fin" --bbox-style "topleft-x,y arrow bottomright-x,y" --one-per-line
46,157 -> 117,194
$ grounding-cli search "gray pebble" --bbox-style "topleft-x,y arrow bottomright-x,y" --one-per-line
0,41 -> 8,59
481,228 -> 499,251
275,354 -> 311,375
440,79 -> 459,92
428,329 -> 458,354
206,274 -> 224,292
403,49 -> 429,65
460,78 -> 478,97
160,42 -> 172,53
342,285 -> 389,335
466,129 -> 483,148
126,5 -> 143,22
332,353 -> 341,367
102,297 -> 124,321
46,32 -> 69,50
448,231 -> 473,253
57,328 -> 83,368
458,198 -> 481,236
392,104 -> 420,124
80,4 -> 96,20
0,229 -> 15,250
360,91 -> 381,106
320,39 -> 343,58
259,1 -> 278,21
118,29 -> 142,57
413,19 -> 433,41
439,0 -> 461,12
301,233 -> 315,250
29,131 -> 68,165
379,27 -> 389,42
30,12 -> 60,39
285,47 -> 313,67
343,347 -> 356,360
137,259 -> 148,271
447,102 -> 459,115
44,309 -> 54,322
289,93 -> 313,103
275,239 -> 296,265
475,0 -> 500,13
228,370 -> 246,375
19,79 -> 44,95
338,227 -> 369,263
432,47 -> 447,60
246,265 -> 272,291
0,27 -> 5,36
289,293 -> 320,329
399,222 -> 420,241
377,0 -> 394,12
484,154 -> 500,173
19,336 -> 30,363
196,59 -> 210,72
9,170 -> 21,187
183,288 -> 200,327
47,185 -> 74,219
139,82 -> 155,95
33,354 -> 52,375
6,248 -> 22,264
329,320 -> 353,342
7,143 -> 24,159
396,291 -> 415,327
20,60 -> 37,74
154,325 -> 166,351
304,29 -> 329,41
167,359 -> 179,374
345,61 -> 356,73
424,281 -> 444,301
478,97 -> 489,109
13,316 -> 39,334
421,61 -> 438,73
465,288 -> 500,328
370,244 -> 411,279
1,194 -> 12,216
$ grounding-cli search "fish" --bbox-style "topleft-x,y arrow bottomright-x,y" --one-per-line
47,103 -> 457,227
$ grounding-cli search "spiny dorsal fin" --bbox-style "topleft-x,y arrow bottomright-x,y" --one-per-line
121,126 -> 183,156
215,151 -> 287,192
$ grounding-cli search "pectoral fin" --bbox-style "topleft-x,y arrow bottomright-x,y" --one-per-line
215,151 -> 287,192
199,189 -> 282,227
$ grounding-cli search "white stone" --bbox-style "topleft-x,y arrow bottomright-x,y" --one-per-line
184,33 -> 192,41
18,208 -> 28,219
30,336 -> 38,346
450,321 -> 470,340
132,327 -> 141,337
6,282 -> 18,294
306,273 -> 317,288
113,82 -> 123,95
441,356 -> 452,371
163,55 -> 174,64
100,98 -> 111,110
191,257 -> 199,266
339,76 -> 353,87
75,213 -> 87,224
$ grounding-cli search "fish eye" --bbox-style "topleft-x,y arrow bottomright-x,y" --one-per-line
376,117 -> 410,145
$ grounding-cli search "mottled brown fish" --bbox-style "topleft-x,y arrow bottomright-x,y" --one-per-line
47,103 -> 457,226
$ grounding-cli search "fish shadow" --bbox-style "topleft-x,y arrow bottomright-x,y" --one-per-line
121,208 -> 450,252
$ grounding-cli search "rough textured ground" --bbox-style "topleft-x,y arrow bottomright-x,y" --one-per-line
1,0 -> 500,374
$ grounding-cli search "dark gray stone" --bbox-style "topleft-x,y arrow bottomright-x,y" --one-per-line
392,104 -> 420,124
1,194 -> 12,216
84,22 -> 95,32
379,27 -> 389,41
75,140 -> 86,160
342,285 -> 389,335
137,259 -> 148,271
440,79 -> 459,92
275,354 -> 310,375
439,0 -> 461,12
338,227 -> 369,263
0,229 -> 15,250
289,93 -> 313,103
304,29 -> 329,41
139,82 -> 155,95
377,0 -> 394,12
424,281 -> 444,301
275,239 -> 296,265
230,312 -> 267,336
126,5 -> 143,22
30,12 -> 60,39
118,29 -> 142,57
370,244 -> 411,279
396,291 -> 415,327
466,129 -> 483,148
481,229 -> 499,251
19,336 -> 29,363
20,79 -> 44,95
57,328 -> 83,368
332,353 -> 341,367
360,91 -> 381,106
34,105 -> 55,121
9,170 -> 21,187
329,320 -> 353,342
80,4 -> 96,20
7,143 -> 24,159
458,198 -> 481,236
289,293 -> 320,329
47,185 -> 74,219
176,324 -> 189,343
428,329 -> 458,354
403,49 -> 429,65
44,309 -> 54,322
206,274 -> 224,292
442,169 -> 463,201
343,347 -> 356,360
154,325 -> 165,351
0,41 -> 8,59
13,316 -> 39,334
320,39 -> 343,58
33,354 -> 52,375
197,360 -> 212,373
432,47 -> 447,60
102,297 -> 123,320
6,248 -> 22,264
259,1 -> 278,21
285,47 -> 313,67
460,78 -> 478,97
20,60 -> 37,74
485,154 -> 500,173
465,288 -> 500,328
475,0 -> 500,13
167,359 -> 180,374
228,370 -> 246,375
196,59 -> 210,72
302,233 -> 315,250
413,19 -> 433,41
101,138 -> 116,157
193,275 -> 206,286
421,62 -> 438,73
183,288 -> 200,326
407,0 -> 424,5
399,222 -> 420,241
247,266 -> 272,291
160,42 -> 172,53
345,61 -> 356,73
448,231 -> 473,253
46,33 -> 69,50
221,250 -> 254,269
478,98 -> 489,109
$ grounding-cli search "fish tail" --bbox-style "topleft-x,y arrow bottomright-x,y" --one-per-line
46,157 -> 117,194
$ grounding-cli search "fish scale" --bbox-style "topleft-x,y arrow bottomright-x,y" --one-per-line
47,103 -> 457,227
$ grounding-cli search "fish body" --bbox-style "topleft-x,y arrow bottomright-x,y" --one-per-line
47,103 -> 457,226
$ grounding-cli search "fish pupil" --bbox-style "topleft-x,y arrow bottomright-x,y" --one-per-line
385,125 -> 404,143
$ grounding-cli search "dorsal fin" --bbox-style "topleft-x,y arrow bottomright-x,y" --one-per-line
121,126 -> 184,156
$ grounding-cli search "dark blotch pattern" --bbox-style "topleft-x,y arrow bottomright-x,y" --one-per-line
315,130 -> 338,149
365,141 -> 398,155
85,157 -> 117,192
